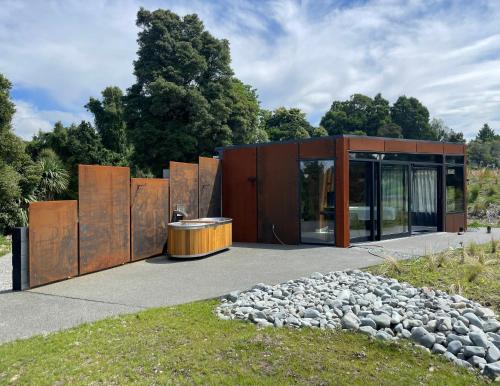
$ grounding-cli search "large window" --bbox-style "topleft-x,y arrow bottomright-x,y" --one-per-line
446,166 -> 464,212
300,160 -> 335,244
381,164 -> 409,236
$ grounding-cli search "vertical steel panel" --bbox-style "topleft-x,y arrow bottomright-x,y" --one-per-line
170,161 -> 199,220
198,157 -> 221,217
335,138 -> 350,247
257,143 -> 299,244
445,213 -> 466,232
222,147 -> 257,242
78,165 -> 130,274
28,201 -> 78,287
131,178 -> 169,261
299,137 -> 336,159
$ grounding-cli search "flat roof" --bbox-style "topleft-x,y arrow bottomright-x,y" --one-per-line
216,134 -> 466,152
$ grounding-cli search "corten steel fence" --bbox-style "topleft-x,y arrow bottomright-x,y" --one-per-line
170,161 -> 199,220
28,201 -> 78,287
22,158 -> 220,289
131,178 -> 169,261
78,165 -> 131,274
198,156 -> 221,218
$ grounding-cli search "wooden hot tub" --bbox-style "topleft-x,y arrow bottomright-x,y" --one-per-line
167,217 -> 232,258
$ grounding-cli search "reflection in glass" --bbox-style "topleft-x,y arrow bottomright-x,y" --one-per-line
446,167 -> 464,212
300,160 -> 335,244
411,168 -> 438,233
349,162 -> 376,241
381,165 -> 409,236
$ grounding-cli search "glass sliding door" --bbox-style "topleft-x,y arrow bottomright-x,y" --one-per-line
300,160 -> 335,244
411,167 -> 438,233
381,164 -> 409,238
349,161 -> 377,241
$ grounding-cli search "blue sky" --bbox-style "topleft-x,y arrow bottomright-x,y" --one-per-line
1,0 -> 500,140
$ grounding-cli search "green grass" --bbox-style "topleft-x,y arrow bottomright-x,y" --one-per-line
1,242 -> 498,385
0,301 -> 488,386
468,168 -> 500,225
0,234 -> 11,256
368,240 -> 500,312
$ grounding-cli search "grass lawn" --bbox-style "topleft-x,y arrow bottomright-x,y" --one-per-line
0,242 -> 498,385
367,239 -> 500,313
0,234 -> 11,256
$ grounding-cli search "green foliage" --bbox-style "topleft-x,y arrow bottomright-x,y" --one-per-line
429,118 -> 465,143
0,73 -> 41,233
0,301 -> 488,385
320,93 -> 391,136
390,96 -> 433,140
377,122 -> 402,138
85,86 -> 130,157
125,8 -> 263,175
35,149 -> 69,201
476,123 -> 498,142
468,124 -> 500,168
263,107 -> 314,141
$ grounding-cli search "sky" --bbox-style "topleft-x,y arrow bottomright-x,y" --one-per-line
1,0 -> 500,140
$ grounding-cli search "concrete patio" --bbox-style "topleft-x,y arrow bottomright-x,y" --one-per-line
0,227 -> 498,344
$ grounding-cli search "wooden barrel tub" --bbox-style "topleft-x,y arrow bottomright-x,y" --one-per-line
167,217 -> 232,258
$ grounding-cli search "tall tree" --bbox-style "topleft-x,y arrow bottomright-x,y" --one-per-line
125,8 -> 261,175
0,73 -> 40,232
86,86 -> 130,157
476,123 -> 497,142
429,118 -> 465,143
263,107 -> 313,141
390,96 -> 432,139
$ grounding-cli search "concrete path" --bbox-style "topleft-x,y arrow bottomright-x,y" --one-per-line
0,228 -> 498,344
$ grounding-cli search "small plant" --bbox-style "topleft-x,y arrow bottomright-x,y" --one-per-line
491,238 -> 498,253
449,282 -> 463,295
381,254 -> 402,275
465,263 -> 484,282
467,242 -> 480,257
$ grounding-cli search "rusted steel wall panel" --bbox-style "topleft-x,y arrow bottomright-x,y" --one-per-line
257,143 -> 299,244
349,137 -> 385,152
78,165 -> 130,274
198,157 -> 221,217
335,138 -> 350,247
299,137 -> 336,159
222,147 -> 257,242
384,139 -> 417,153
28,201 -> 78,287
416,141 -> 444,154
443,143 -> 465,154
445,212 -> 466,232
170,161 -> 199,220
131,178 -> 169,261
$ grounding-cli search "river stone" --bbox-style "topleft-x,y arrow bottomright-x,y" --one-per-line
431,343 -> 447,354
341,312 -> 360,330
469,331 -> 490,348
360,317 -> 377,329
359,325 -> 377,336
464,346 -> 486,358
483,362 -> 500,381
483,319 -> 500,333
304,308 -> 322,319
371,313 -> 392,328
447,340 -> 463,355
463,312 -> 483,328
468,355 -> 487,367
310,272 -> 324,280
453,320 -> 469,335
411,327 -> 435,348
375,330 -> 393,340
486,345 -> 500,363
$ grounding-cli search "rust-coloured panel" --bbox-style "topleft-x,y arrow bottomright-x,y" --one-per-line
222,147 -> 257,242
199,157 -> 221,217
445,212 -> 466,232
443,143 -> 465,154
384,139 -> 417,153
28,201 -> 78,287
257,143 -> 299,244
78,165 -> 130,274
349,137 -> 385,152
416,141 -> 444,154
299,137 -> 336,159
131,178 -> 169,261
170,161 -> 199,220
335,138 -> 350,247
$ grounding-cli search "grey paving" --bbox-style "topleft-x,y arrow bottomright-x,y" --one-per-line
0,253 -> 12,292
0,228 -> 498,344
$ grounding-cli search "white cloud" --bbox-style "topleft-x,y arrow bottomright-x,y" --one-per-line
12,100 -> 90,140
1,0 -> 500,140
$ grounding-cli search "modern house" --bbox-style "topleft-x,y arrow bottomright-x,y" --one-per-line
218,135 -> 466,248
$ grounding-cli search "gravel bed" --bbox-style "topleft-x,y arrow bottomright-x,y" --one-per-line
0,253 -> 12,292
217,270 -> 500,380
